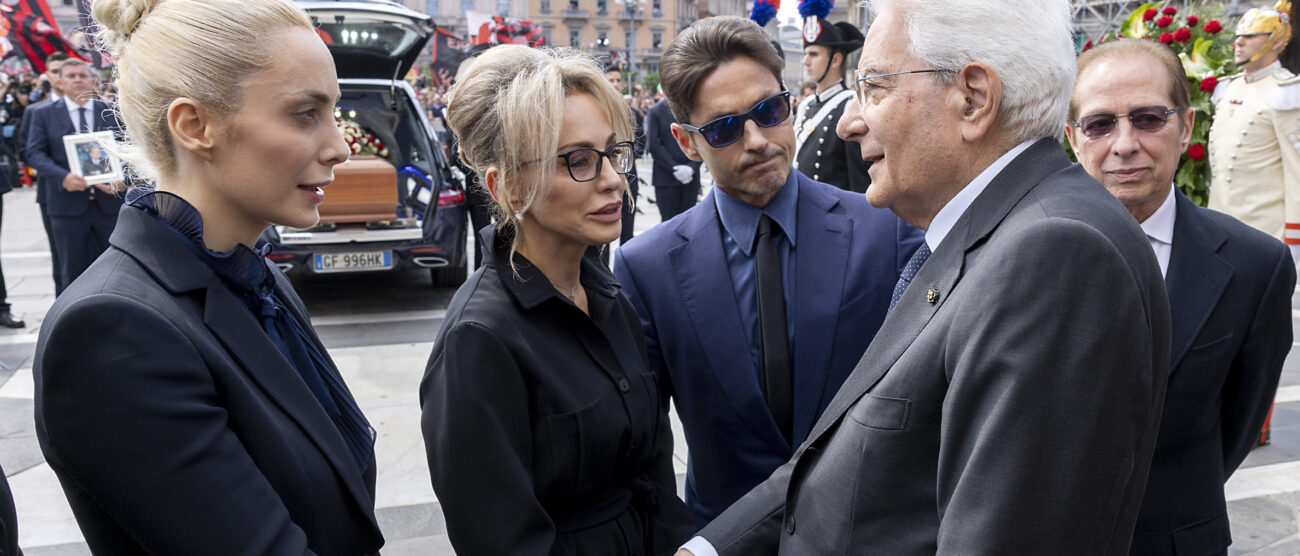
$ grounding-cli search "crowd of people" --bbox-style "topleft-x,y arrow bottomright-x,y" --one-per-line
0,0 -> 1297,554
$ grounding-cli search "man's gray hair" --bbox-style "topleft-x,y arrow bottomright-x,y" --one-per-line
867,0 -> 1076,143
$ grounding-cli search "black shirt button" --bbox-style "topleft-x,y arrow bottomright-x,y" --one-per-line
787,515 -> 796,534
618,378 -> 630,392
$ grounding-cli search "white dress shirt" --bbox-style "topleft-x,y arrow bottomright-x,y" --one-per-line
65,96 -> 94,133
1140,185 -> 1177,278
677,138 -> 1041,556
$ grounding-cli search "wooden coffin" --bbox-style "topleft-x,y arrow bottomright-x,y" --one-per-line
318,156 -> 399,223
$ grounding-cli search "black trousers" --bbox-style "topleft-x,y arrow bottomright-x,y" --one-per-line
655,185 -> 700,222
465,177 -> 493,270
39,201 -> 62,296
0,194 -> 10,311
50,201 -> 117,293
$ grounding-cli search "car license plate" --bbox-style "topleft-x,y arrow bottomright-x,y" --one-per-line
314,251 -> 392,273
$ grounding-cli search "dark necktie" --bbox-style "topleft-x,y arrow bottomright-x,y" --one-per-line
755,214 -> 793,442
888,242 -> 932,315
77,107 -> 89,134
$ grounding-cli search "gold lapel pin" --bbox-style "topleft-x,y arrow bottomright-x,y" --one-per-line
926,288 -> 940,304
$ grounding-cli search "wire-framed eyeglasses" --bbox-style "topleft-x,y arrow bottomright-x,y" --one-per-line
554,141 -> 636,182
1069,106 -> 1182,139
854,69 -> 955,105
679,91 -> 792,148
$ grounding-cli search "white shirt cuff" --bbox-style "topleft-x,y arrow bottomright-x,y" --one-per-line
681,535 -> 719,556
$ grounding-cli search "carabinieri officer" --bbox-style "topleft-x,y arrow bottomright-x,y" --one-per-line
792,15 -> 867,193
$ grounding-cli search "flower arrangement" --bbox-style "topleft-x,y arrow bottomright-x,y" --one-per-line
335,113 -> 392,160
1077,2 -> 1235,206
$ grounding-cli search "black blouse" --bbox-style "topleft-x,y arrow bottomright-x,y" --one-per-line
420,228 -> 695,555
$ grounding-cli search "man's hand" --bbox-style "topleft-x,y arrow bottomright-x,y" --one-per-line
62,173 -> 89,192
672,164 -> 693,184
93,181 -> 123,194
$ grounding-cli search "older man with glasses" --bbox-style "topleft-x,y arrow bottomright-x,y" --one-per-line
1067,39 -> 1295,556
613,15 -> 922,530
677,0 -> 1172,554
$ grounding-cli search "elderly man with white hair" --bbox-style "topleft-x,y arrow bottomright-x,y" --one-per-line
676,0 -> 1172,554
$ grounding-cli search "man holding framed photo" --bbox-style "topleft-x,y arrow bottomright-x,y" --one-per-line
26,59 -> 125,292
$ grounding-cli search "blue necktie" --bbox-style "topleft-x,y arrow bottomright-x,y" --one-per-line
77,107 -> 89,134
888,242 -> 931,314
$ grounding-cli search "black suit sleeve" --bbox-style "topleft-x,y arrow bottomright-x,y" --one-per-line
1221,245 -> 1296,474
24,106 -> 68,185
646,105 -> 681,176
420,322 -> 553,556
36,295 -> 315,554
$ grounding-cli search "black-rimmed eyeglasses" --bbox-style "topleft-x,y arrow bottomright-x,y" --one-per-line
555,141 -> 636,182
1069,106 -> 1183,139
679,91 -> 792,148
854,69 -> 955,105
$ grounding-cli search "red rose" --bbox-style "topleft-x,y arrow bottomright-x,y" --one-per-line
1156,15 -> 1173,28
1143,8 -> 1158,21
1162,6 -> 1177,15
1187,144 -> 1206,161
1204,20 -> 1222,33
1158,32 -> 1175,44
1082,39 -> 1093,52
1199,75 -> 1218,92
1187,15 -> 1200,27
1173,28 -> 1192,42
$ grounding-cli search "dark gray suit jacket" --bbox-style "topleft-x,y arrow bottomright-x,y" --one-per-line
1130,191 -> 1295,556
699,138 -> 1173,554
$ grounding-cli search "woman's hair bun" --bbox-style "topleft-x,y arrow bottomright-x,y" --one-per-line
93,0 -> 163,43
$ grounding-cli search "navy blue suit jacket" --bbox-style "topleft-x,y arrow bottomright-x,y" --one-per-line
1131,191 -> 1295,556
24,99 -> 124,217
614,171 -> 923,525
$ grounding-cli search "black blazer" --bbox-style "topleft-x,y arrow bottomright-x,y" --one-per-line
644,100 -> 701,189
1130,191 -> 1295,556
420,229 -> 695,555
33,206 -> 383,555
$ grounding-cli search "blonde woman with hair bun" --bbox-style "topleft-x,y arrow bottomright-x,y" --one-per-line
32,0 -> 384,553
420,44 -> 695,554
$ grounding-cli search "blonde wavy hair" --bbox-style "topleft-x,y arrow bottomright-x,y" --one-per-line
91,0 -> 313,184
446,45 -> 633,261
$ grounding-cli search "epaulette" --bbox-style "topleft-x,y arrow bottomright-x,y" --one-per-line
1211,73 -> 1239,106
1272,73 -> 1300,111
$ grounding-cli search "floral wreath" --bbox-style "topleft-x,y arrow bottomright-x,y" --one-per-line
336,113 -> 392,160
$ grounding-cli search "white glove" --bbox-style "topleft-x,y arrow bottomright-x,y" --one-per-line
672,164 -> 694,184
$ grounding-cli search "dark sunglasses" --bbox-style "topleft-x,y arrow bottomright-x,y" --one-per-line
1070,106 -> 1182,139
680,91 -> 791,148
556,141 -> 636,182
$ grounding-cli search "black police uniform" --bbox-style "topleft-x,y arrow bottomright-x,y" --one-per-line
793,17 -> 869,193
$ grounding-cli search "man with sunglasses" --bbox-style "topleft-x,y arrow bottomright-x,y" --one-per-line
792,16 -> 868,193
613,16 -> 922,531
1068,39 -> 1294,556
1208,1 -> 1300,264
677,1 -> 1171,554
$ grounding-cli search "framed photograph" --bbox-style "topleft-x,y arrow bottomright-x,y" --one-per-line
63,131 -> 122,185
